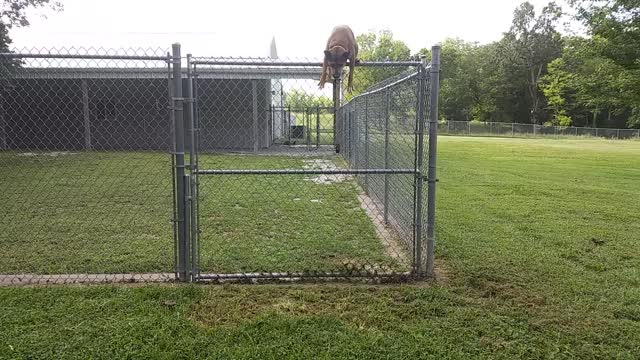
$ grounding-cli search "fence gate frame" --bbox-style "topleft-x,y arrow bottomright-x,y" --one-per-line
170,43 -> 441,282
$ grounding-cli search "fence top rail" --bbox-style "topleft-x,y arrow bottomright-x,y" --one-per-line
0,52 -> 169,61
191,59 -> 422,67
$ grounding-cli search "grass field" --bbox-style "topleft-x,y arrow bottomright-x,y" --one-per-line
195,155 -> 403,274
1,136 -> 639,358
0,151 -> 403,275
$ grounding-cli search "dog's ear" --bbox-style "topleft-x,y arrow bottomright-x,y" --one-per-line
341,51 -> 350,62
324,50 -> 332,59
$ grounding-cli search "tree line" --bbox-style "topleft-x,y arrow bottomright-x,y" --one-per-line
1,1 -> 637,129
353,0 -> 639,129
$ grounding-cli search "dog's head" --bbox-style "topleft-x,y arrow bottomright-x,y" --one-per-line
324,46 -> 350,71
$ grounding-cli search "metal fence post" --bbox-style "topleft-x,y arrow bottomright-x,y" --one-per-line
414,54 -> 428,275
172,43 -> 190,282
364,97 -> 369,193
353,110 -> 359,168
192,62 -> 202,279
307,108 -> 312,150
186,53 -> 198,281
316,106 -> 320,148
383,87 -> 391,224
0,99 -> 5,149
287,105 -> 292,145
81,80 -> 92,150
345,109 -> 350,161
252,80 -> 259,153
425,46 -> 440,278
333,72 -> 341,153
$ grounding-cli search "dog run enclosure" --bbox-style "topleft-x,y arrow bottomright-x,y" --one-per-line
0,44 -> 440,284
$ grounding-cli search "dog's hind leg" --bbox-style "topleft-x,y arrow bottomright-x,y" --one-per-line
319,60 -> 329,89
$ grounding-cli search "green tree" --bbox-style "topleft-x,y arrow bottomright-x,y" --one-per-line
1,0 -> 62,29
540,58 -> 573,125
498,1 -> 563,124
349,30 -> 411,98
568,0 -> 640,127
1,0 -> 64,86
436,38 -> 481,121
285,89 -> 331,109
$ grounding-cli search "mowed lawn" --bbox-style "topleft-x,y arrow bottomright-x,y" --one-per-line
1,136 -> 640,359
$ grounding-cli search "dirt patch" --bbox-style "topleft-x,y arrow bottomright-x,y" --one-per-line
355,191 -> 410,266
433,259 -> 452,285
302,159 -> 352,185
0,273 -> 174,286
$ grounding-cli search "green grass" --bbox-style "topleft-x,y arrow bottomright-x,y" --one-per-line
1,136 -> 640,358
0,151 -> 175,274
196,155 -> 402,273
0,151 -> 402,274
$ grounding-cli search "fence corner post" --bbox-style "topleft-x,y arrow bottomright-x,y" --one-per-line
414,53 -> 429,276
425,45 -> 440,278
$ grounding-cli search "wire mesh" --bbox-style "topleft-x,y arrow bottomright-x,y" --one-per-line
0,47 -> 437,284
189,56 -> 429,281
0,47 -> 176,285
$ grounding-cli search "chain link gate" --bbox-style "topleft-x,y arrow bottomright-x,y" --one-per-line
170,45 -> 441,282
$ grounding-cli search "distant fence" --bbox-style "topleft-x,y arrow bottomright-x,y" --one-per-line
439,120 -> 640,140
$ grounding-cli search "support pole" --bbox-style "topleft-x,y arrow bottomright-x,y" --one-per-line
186,53 -> 198,280
364,96 -> 369,193
332,71 -> 341,153
0,95 -> 6,150
287,105 -> 292,145
316,106 -> 320,149
172,43 -> 189,282
252,80 -> 258,153
414,55 -> 428,275
383,87 -> 391,224
426,45 -> 441,278
81,79 -> 92,150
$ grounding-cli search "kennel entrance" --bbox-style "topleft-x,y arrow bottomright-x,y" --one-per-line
172,47 -> 441,282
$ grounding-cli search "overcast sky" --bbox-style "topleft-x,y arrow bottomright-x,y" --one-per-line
10,0 -> 582,60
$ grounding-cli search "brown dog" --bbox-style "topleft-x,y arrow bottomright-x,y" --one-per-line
318,25 -> 359,93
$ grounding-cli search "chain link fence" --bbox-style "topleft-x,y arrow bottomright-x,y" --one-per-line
0,48 -> 177,285
440,120 -> 640,139
0,44 -> 441,284
187,51 -> 440,281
